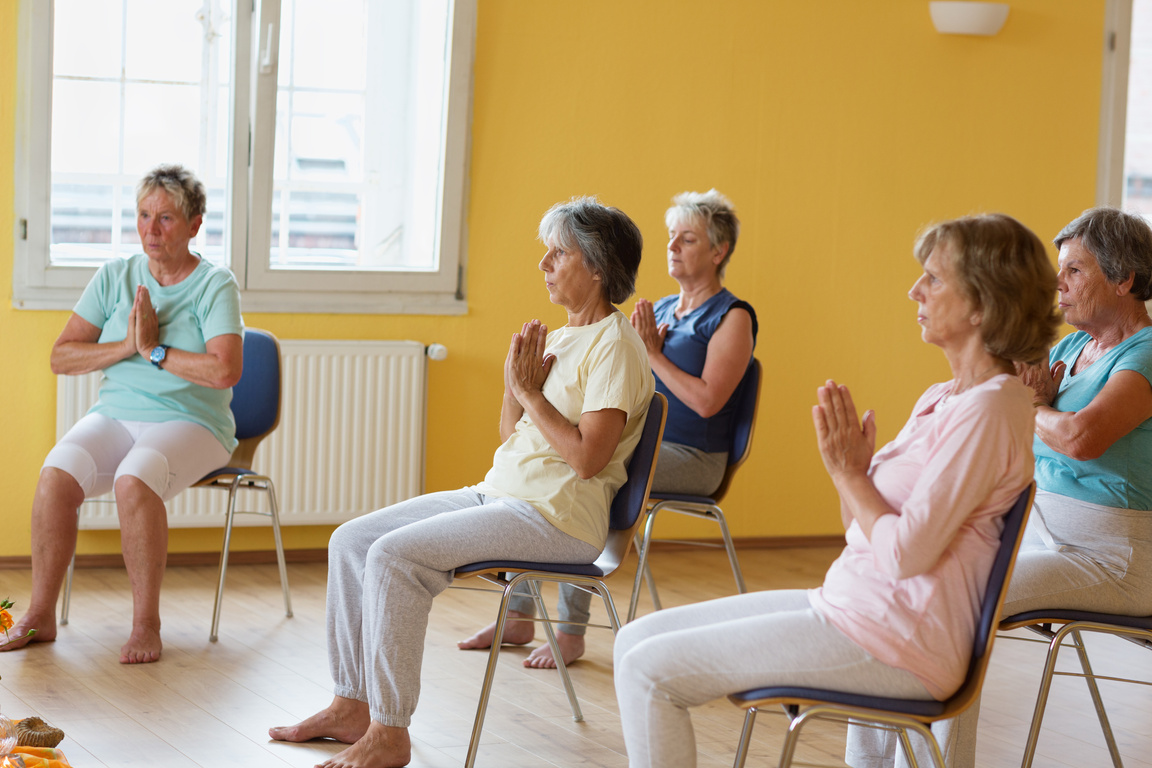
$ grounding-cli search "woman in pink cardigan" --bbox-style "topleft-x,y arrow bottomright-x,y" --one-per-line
612,213 -> 1061,768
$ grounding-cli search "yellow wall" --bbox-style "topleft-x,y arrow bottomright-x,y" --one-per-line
0,1 -> 1102,557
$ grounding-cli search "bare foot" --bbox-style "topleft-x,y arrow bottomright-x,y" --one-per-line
269,696 -> 371,744
456,610 -> 535,650
119,623 -> 162,664
0,621 -> 51,654
0,613 -> 55,652
523,630 -> 585,669
318,722 -> 410,768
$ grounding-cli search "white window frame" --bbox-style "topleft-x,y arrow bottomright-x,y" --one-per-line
1097,0 -> 1134,207
12,0 -> 474,315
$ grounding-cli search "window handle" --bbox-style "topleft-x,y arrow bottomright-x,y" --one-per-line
259,22 -> 277,74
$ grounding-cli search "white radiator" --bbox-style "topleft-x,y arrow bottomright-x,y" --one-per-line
56,339 -> 429,530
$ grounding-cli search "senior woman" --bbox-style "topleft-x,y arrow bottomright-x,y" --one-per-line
0,164 -> 243,664
459,189 -> 756,669
268,197 -> 654,768
613,213 -> 1061,768
862,207 -> 1152,768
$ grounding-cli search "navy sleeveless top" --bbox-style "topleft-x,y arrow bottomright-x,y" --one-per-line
653,288 -> 758,452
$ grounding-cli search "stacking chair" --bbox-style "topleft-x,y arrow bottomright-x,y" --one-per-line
726,484 -> 1035,768
452,392 -> 666,768
61,328 -> 293,642
627,358 -> 761,622
999,607 -> 1152,767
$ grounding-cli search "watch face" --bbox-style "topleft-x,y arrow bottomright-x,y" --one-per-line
151,345 -> 166,364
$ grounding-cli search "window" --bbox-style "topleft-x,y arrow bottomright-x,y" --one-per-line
13,0 -> 474,314
1100,0 -> 1150,215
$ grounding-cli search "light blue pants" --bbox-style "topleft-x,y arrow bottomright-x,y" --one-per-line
325,488 -> 600,727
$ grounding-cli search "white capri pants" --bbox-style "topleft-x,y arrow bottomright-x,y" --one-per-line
614,589 -> 933,768
42,413 -> 231,502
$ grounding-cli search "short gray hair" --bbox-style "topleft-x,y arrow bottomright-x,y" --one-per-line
136,164 -> 206,221
664,189 -> 740,277
1053,207 -> 1152,301
538,197 -> 643,305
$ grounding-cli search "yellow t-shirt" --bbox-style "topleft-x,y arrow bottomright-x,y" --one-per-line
475,311 -> 655,548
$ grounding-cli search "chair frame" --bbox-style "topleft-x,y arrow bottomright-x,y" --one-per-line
452,392 -> 667,768
627,358 -> 761,622
727,484 -> 1036,768
60,328 -> 292,642
998,609 -> 1152,768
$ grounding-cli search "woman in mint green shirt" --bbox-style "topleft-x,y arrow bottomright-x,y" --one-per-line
0,165 -> 243,666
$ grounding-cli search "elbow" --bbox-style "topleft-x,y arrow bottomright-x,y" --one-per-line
215,370 -> 243,389
1063,439 -> 1107,462
572,456 -> 611,481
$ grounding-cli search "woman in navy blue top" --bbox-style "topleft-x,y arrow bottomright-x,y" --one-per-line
459,190 -> 757,668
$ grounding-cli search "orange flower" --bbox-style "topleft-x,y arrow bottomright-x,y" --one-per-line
0,609 -> 12,633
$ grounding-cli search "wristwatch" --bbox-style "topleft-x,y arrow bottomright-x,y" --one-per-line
149,344 -> 169,368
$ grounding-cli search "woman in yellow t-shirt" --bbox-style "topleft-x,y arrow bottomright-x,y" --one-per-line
269,197 -> 655,768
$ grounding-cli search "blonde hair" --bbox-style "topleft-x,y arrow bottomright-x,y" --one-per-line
915,213 -> 1061,364
664,189 -> 740,277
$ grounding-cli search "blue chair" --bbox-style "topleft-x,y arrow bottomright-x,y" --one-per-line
727,483 -> 1035,768
627,358 -> 761,622
452,392 -> 667,768
999,607 -> 1152,767
61,329 -> 292,642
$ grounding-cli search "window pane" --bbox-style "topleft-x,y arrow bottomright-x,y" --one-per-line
50,1 -> 233,268
124,0 -> 205,83
51,80 -> 121,175
1125,0 -> 1152,217
268,0 -> 450,272
54,0 -> 123,79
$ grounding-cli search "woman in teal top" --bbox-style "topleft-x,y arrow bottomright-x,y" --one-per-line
857,207 -> 1152,768
0,165 -> 243,665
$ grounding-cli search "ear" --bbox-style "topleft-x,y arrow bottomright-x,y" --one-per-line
713,242 -> 730,265
189,214 -> 203,239
1116,271 -> 1136,297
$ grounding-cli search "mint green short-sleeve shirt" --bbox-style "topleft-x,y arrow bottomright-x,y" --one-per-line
73,253 -> 244,452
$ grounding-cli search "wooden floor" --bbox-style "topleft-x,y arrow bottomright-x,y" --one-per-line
2,545 -> 1151,768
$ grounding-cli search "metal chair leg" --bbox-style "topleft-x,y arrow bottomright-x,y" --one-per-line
1070,630 -> 1124,768
532,580 -> 583,722
732,707 -> 757,768
265,478 -> 293,618
466,583 -> 520,768
1020,624 -> 1073,768
61,553 -> 75,626
628,513 -> 658,622
209,478 -> 240,643
712,507 -> 747,594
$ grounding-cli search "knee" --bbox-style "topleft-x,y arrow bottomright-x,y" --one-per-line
114,474 -> 162,513
36,467 -> 85,509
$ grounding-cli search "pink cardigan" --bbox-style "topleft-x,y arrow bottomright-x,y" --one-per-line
809,374 -> 1035,700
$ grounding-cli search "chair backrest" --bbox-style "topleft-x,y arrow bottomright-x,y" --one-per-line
710,358 -> 762,501
944,482 -> 1035,715
596,393 -> 667,572
228,329 -> 283,470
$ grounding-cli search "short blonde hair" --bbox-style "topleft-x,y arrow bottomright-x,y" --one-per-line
915,213 -> 1061,364
664,189 -> 740,278
136,164 -> 206,221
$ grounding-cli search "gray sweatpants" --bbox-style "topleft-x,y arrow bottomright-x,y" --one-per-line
507,442 -> 727,633
614,589 -> 933,768
326,487 -> 600,727
846,489 -> 1152,768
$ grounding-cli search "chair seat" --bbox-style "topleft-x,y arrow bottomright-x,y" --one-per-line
455,559 -> 608,579
1001,609 -> 1152,632
649,492 -> 712,505
729,686 -> 946,719
197,466 -> 258,482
